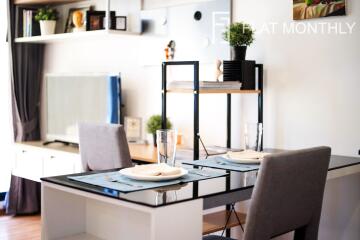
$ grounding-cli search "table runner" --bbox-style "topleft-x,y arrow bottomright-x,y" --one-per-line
182,156 -> 261,172
68,168 -> 227,193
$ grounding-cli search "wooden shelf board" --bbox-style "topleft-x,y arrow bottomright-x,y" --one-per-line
14,0 -> 88,5
15,30 -> 140,44
203,210 -> 246,235
167,88 -> 261,94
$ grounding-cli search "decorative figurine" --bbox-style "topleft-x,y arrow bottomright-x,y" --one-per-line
72,10 -> 85,32
215,59 -> 223,82
165,40 -> 176,60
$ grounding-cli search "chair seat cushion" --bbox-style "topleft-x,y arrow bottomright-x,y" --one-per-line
203,235 -> 236,240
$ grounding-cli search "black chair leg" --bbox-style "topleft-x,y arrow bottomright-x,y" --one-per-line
221,209 -> 233,237
220,204 -> 245,237
231,204 -> 244,232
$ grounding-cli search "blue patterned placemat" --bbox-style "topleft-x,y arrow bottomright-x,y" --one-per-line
182,156 -> 260,172
67,168 -> 227,193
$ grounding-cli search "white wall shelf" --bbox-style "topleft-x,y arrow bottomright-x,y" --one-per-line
14,0 -> 88,6
15,30 -> 140,44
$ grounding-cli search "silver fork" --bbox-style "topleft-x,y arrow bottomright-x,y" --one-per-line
216,160 -> 252,169
105,176 -> 143,188
189,170 -> 211,177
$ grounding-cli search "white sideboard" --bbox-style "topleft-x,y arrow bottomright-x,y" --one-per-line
13,142 -> 83,182
12,141 -> 158,182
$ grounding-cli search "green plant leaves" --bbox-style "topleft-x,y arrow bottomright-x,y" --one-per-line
223,22 -> 255,47
35,6 -> 58,22
146,115 -> 172,134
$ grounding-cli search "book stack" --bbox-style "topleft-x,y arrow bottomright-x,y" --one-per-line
168,81 -> 242,90
23,10 -> 34,37
16,7 -> 40,38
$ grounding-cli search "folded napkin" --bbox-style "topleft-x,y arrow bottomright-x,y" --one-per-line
227,150 -> 269,160
131,163 -> 181,176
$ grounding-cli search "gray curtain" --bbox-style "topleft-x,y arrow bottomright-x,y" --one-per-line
6,0 -> 44,215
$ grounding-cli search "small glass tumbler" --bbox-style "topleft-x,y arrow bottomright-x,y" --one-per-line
156,129 -> 177,166
155,191 -> 178,205
244,122 -> 263,152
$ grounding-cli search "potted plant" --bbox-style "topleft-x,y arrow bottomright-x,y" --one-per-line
146,115 -> 172,147
223,22 -> 255,60
35,6 -> 58,36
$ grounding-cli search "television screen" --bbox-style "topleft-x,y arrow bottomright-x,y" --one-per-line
45,74 -> 121,144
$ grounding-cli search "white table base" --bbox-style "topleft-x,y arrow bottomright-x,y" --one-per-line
42,182 -> 203,240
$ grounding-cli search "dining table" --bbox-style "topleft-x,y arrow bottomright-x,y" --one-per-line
40,151 -> 360,240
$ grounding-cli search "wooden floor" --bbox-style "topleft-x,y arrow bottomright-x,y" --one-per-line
0,210 -> 244,239
0,214 -> 41,240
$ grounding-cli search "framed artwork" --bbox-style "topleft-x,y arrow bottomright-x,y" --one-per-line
115,16 -> 127,31
293,0 -> 346,20
64,6 -> 93,33
86,11 -> 116,31
124,117 -> 142,142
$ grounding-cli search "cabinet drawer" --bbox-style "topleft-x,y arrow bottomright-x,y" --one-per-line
43,152 -> 78,177
13,143 -> 83,181
13,147 -> 43,181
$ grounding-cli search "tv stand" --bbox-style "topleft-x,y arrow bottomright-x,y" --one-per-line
43,140 -> 79,148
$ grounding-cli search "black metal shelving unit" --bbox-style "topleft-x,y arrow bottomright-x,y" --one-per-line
161,60 -> 263,238
161,61 -> 264,160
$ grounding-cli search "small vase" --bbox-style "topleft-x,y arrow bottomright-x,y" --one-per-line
231,46 -> 247,61
153,133 -> 157,147
40,20 -> 56,36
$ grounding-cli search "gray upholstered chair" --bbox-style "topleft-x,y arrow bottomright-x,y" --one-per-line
204,146 -> 331,240
78,123 -> 133,171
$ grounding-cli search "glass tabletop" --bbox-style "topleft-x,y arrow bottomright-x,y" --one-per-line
42,169 -> 256,208
42,153 -> 360,208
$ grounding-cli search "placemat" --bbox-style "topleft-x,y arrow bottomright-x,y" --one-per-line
68,168 -> 227,193
182,156 -> 261,172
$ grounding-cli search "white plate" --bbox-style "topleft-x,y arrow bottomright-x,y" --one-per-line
222,154 -> 262,164
119,167 -> 188,182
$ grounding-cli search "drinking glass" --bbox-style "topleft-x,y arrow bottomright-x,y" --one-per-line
155,191 -> 178,205
244,122 -> 263,151
156,129 -> 177,166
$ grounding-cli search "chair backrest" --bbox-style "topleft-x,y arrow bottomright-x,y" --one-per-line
243,147 -> 331,240
78,123 -> 132,171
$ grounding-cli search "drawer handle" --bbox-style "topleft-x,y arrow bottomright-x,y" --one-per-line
22,150 -> 27,153
50,156 -> 55,159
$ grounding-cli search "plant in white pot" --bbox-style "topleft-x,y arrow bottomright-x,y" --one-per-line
223,22 -> 255,61
35,6 -> 58,36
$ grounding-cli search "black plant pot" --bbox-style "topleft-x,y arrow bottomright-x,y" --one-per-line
153,133 -> 157,147
231,46 -> 247,60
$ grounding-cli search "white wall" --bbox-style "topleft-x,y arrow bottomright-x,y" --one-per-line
42,0 -> 236,148
234,0 -> 360,156
43,38 -> 233,147
0,1 -> 14,192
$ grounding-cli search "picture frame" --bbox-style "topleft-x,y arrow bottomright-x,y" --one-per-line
115,16 -> 127,31
293,0 -> 346,20
124,117 -> 142,142
64,6 -> 93,33
86,11 -> 116,31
